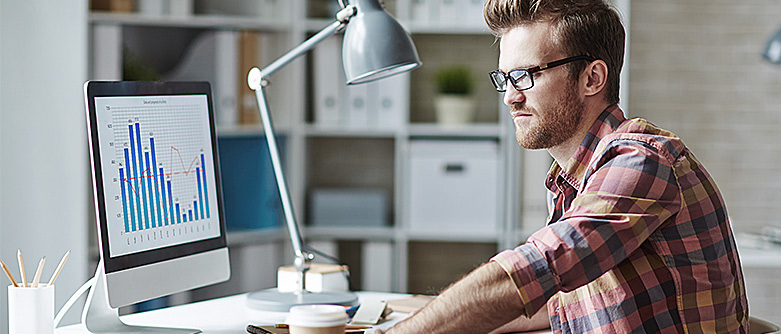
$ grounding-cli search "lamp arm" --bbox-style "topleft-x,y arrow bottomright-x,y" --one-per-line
248,6 -> 356,83
246,6 -> 357,291
250,85 -> 307,259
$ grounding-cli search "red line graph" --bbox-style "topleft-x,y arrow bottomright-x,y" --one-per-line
119,146 -> 205,199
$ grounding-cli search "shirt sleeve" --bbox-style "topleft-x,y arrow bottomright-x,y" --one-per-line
492,138 -> 682,317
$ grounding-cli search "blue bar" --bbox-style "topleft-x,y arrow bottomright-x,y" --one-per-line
135,123 -> 148,230
200,154 -> 210,218
175,202 -> 182,224
160,167 -> 168,225
119,168 -> 130,233
196,167 -> 204,220
129,125 -> 143,231
144,151 -> 154,228
151,138 -> 163,227
192,200 -> 198,221
168,180 -> 174,225
124,148 -> 136,232
188,208 -> 193,222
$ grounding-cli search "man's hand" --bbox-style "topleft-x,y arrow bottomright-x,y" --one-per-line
383,262 -> 526,334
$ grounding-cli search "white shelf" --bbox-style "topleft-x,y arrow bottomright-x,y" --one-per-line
216,124 -> 265,137
304,18 -> 343,32
304,19 -> 491,35
405,22 -> 492,35
408,123 -> 503,138
304,226 -> 396,240
406,231 -> 502,243
305,125 -> 399,138
89,12 -> 292,30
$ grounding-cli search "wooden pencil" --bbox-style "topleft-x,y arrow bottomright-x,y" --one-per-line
0,259 -> 19,287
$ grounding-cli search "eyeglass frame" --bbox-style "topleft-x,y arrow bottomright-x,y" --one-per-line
489,55 -> 596,92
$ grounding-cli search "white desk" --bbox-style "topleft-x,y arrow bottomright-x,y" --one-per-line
737,245 -> 781,269
55,291 -> 410,334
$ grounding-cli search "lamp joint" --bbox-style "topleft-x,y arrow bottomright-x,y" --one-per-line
336,5 -> 356,24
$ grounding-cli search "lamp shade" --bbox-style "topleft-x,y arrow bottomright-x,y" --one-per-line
763,27 -> 781,64
342,0 -> 422,85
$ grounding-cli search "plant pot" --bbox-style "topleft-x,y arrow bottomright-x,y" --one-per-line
435,94 -> 476,124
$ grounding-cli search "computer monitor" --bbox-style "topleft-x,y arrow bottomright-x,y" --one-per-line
83,81 -> 230,333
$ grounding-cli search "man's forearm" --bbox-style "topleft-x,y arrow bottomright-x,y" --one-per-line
386,262 -> 525,334
488,307 -> 550,334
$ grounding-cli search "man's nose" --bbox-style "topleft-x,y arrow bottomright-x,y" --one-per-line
503,87 -> 526,107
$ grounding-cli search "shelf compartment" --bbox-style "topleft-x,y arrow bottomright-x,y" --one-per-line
305,137 -> 396,227
409,34 -> 500,124
407,241 -> 498,294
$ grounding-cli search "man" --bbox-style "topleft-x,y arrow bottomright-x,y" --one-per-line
384,0 -> 749,333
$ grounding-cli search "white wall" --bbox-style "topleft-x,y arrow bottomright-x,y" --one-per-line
1,1 -> 89,332
630,0 -> 781,235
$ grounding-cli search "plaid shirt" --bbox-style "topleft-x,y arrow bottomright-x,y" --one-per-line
492,105 -> 748,333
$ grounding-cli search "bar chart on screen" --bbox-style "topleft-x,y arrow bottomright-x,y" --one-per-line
95,94 -> 221,257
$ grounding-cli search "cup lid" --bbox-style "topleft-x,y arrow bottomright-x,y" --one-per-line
285,305 -> 348,328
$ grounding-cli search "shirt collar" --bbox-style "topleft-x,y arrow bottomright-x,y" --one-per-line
546,105 -> 626,191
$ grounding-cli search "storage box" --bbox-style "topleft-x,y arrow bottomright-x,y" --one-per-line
407,140 -> 500,237
310,189 -> 389,227
277,264 -> 350,293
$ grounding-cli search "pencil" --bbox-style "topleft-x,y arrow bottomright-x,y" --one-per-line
0,259 -> 19,287
31,256 -> 45,288
48,250 -> 70,285
18,250 -> 27,287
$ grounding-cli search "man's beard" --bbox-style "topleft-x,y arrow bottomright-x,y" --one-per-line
512,84 -> 585,150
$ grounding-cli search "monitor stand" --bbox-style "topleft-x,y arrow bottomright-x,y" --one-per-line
81,260 -> 200,333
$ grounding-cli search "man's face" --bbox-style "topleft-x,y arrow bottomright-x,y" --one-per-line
499,22 -> 586,150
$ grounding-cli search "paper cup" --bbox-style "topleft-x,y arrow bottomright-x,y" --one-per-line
285,305 -> 348,334
8,284 -> 54,334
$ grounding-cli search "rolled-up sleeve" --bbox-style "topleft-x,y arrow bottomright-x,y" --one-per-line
491,246 -> 560,317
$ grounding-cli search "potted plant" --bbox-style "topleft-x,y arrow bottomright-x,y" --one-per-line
434,65 -> 476,124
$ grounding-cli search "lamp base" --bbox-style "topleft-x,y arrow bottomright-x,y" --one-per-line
246,288 -> 358,312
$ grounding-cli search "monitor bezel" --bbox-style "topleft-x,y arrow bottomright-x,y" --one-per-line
85,81 -> 228,274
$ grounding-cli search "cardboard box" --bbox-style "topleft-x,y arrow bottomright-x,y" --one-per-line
277,264 -> 350,293
310,189 -> 389,227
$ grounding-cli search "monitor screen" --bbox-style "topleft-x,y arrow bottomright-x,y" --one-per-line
85,81 -> 229,308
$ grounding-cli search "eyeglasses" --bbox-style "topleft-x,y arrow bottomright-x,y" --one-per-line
489,55 -> 596,92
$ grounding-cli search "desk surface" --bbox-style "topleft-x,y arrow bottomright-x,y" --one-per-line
55,291 -> 410,334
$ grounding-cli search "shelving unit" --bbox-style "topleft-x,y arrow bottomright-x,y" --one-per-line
87,0 -> 556,298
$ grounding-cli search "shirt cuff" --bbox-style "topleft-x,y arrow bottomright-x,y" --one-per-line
491,245 -> 559,317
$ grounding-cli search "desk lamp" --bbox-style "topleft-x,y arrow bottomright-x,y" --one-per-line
763,26 -> 781,64
245,0 -> 421,312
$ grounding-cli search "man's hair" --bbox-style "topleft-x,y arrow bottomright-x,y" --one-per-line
484,0 -> 625,105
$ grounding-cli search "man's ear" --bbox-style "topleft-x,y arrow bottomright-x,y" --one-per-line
582,60 -> 608,97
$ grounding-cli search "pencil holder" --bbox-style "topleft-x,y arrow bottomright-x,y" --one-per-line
8,284 -> 54,334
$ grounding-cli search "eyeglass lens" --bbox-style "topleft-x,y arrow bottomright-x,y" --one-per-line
491,69 -> 532,92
